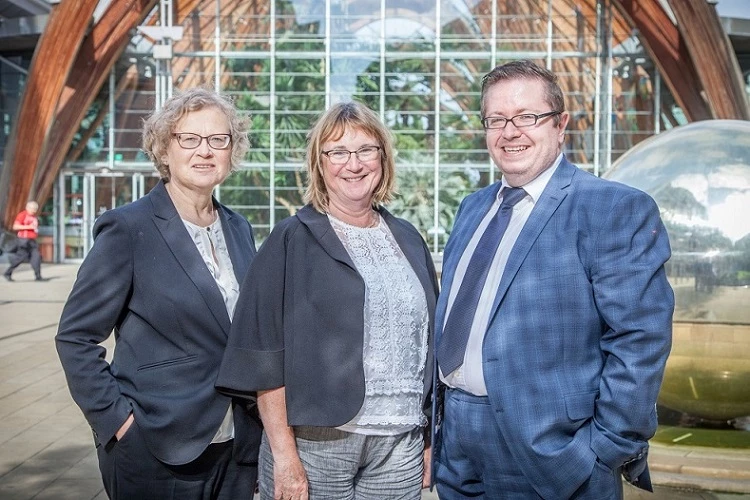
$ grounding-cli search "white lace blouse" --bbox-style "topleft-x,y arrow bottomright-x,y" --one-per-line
328,213 -> 429,436
182,213 -> 239,443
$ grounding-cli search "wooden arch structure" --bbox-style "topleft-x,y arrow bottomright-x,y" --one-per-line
1,0 -> 748,228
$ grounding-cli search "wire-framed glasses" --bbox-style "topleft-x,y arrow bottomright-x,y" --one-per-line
321,146 -> 381,165
481,111 -> 561,130
172,133 -> 232,150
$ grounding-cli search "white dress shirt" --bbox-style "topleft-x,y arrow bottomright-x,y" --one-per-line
441,154 -> 563,395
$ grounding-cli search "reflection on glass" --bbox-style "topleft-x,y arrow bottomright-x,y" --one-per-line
63,174 -> 85,260
605,120 -> 750,422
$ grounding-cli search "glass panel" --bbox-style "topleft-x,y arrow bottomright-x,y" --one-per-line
218,3 -> 271,52
440,0 -> 492,52
63,174 -> 85,260
274,56 -> 325,162
144,175 -> 161,194
330,0 -> 380,52
221,168 -> 272,243
275,0 -> 326,51
93,176 -> 133,218
113,88 -> 154,163
331,55 -> 380,102
390,164 -> 436,245
384,0 -> 436,51
494,6 -> 547,53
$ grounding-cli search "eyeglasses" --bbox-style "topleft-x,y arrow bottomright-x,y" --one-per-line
481,111 -> 561,130
172,133 -> 232,150
322,145 -> 381,165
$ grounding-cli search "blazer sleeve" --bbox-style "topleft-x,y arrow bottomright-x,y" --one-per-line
588,189 -> 674,470
55,210 -> 135,445
216,223 -> 289,397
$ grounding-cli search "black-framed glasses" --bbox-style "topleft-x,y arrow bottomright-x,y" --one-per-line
172,133 -> 232,150
322,145 -> 381,165
481,111 -> 561,130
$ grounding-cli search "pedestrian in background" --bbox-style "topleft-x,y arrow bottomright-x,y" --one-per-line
4,200 -> 44,282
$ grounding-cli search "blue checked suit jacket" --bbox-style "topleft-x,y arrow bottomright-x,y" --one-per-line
435,157 -> 674,498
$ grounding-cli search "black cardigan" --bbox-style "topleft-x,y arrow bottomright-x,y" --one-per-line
217,204 -> 438,427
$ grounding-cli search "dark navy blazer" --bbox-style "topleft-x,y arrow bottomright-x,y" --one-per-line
217,204 -> 439,427
56,180 -> 261,465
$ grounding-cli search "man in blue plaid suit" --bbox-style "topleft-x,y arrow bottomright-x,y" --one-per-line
433,60 -> 674,499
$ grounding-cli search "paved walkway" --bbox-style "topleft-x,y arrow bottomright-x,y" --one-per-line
0,262 -> 748,499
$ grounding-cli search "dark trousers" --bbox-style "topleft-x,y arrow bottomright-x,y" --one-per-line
96,422 -> 257,500
4,238 -> 41,279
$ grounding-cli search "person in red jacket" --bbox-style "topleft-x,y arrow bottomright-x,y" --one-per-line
4,201 -> 44,281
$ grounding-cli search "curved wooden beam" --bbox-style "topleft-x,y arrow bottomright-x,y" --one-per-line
32,0 -> 159,209
613,0 -> 712,122
667,0 -> 749,120
0,0 -> 99,229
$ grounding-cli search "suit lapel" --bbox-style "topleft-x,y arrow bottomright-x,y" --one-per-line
219,206 -> 253,285
296,205 -> 357,270
296,205 -> 435,312
488,159 -> 576,317
149,181 -> 232,335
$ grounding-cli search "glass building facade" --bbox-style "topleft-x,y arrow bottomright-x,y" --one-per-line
54,0 -> 670,261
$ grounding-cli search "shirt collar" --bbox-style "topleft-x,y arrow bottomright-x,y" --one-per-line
499,153 -> 563,203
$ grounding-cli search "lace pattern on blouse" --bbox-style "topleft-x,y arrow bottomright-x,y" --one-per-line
328,214 -> 429,435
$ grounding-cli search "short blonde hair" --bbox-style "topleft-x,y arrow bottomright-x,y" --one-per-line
142,87 -> 249,180
304,101 -> 396,212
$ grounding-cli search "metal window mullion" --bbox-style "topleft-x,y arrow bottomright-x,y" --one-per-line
604,0 -> 613,174
214,0 -> 223,207
109,68 -> 115,171
488,0 -> 497,186
269,0 -> 277,228
593,0 -> 603,176
325,0 -> 331,109
546,0 -> 553,69
214,0 -> 221,91
654,68 -> 661,134
56,174 -> 65,262
433,0 -> 442,254
380,0 -> 385,117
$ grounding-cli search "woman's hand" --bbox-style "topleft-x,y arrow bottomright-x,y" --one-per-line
259,387 -> 309,500
272,453 -> 308,500
422,444 -> 432,489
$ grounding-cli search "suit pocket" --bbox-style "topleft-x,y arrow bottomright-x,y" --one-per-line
565,390 -> 597,421
137,354 -> 197,372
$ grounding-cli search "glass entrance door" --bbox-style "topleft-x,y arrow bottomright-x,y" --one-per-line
59,171 -> 158,261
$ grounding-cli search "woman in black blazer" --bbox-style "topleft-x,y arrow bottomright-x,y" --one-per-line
56,88 -> 261,499
218,101 -> 439,500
